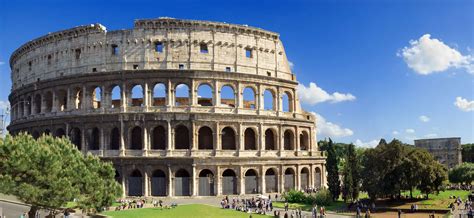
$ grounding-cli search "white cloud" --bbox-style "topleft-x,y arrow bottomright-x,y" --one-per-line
311,112 -> 353,138
454,97 -> 474,112
398,34 -> 474,75
405,129 -> 415,134
392,130 -> 399,135
0,61 -> 5,65
424,133 -> 438,138
288,61 -> 294,70
176,84 -> 188,90
0,101 -> 9,111
297,82 -> 356,105
354,139 -> 379,148
419,115 -> 430,122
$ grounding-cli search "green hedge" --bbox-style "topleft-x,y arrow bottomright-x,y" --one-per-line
283,189 -> 333,206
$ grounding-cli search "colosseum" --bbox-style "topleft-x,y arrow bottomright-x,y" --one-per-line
7,18 -> 326,197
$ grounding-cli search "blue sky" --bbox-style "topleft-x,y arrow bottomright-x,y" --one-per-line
0,0 -> 473,145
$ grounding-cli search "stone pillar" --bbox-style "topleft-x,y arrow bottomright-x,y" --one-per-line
144,170 -> 149,197
192,164 -> 197,196
82,85 -> 87,111
260,166 -> 265,194
143,126 -> 149,156
239,166 -> 245,194
167,120 -> 173,152
238,122 -> 244,153
237,83 -> 243,109
279,165 -> 284,194
144,82 -> 150,110
216,166 -> 222,196
167,164 -> 173,196
214,122 -> 220,152
295,126 -> 300,154
296,165 -> 300,191
167,80 -> 173,107
191,122 -> 197,152
100,127 -> 105,155
257,84 -> 263,112
121,83 -> 127,112
309,164 -> 314,188
278,125 -> 283,157
51,90 -> 57,113
258,123 -> 263,156
81,126 -> 86,154
66,87 -> 72,111
120,118 -> 126,155
190,80 -> 197,106
122,168 -> 127,197
214,80 -> 219,106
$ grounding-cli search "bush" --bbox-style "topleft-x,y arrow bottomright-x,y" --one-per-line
312,189 -> 333,206
283,190 -> 306,203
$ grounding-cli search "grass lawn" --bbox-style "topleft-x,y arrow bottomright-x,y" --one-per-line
101,204 -> 271,218
394,189 -> 470,209
273,201 -> 346,212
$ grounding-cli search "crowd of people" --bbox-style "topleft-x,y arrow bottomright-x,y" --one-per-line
220,195 -> 274,215
115,198 -> 147,210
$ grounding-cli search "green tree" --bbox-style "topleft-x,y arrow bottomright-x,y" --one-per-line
449,163 -> 474,185
326,138 -> 341,201
0,133 -> 122,217
462,144 -> 474,163
342,143 -> 361,202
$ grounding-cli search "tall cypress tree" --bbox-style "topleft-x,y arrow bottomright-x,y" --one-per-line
326,138 -> 341,201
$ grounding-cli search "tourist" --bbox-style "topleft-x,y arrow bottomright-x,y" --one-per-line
397,209 -> 401,218
312,204 -> 318,218
365,209 -> 370,218
284,201 -> 289,211
356,206 -> 361,218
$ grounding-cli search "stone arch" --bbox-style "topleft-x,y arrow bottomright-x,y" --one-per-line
242,87 -> 256,109
69,128 -> 81,150
43,129 -> 51,136
57,89 -> 67,111
198,169 -> 215,196
198,126 -> 213,150
111,85 -> 121,109
151,125 -> 166,150
220,85 -> 235,107
244,128 -> 256,150
32,130 -> 40,139
244,169 -> 259,194
130,84 -> 144,107
174,169 -> 191,196
197,83 -> 213,106
34,94 -> 41,114
54,128 -> 66,138
73,87 -> 82,110
222,169 -> 238,195
92,86 -> 102,109
281,91 -> 293,112
175,83 -> 190,106
265,128 -> 276,150
153,83 -> 166,106
265,168 -> 278,193
128,169 -> 143,196
300,167 -> 310,190
114,169 -> 121,183
221,127 -> 236,150
130,126 -> 143,150
300,131 -> 309,151
284,129 -> 295,150
151,169 -> 167,196
44,91 -> 53,112
110,127 -> 120,150
314,167 -> 322,188
88,127 -> 100,150
263,89 -> 275,110
175,125 -> 190,149
284,168 -> 296,191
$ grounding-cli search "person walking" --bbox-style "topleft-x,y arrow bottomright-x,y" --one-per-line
284,201 -> 289,212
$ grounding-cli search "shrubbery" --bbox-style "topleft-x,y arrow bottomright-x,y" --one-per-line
283,189 -> 333,206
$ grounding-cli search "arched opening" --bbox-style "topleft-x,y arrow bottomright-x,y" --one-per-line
175,84 -> 190,106
153,83 -> 166,106
88,127 -> 100,150
197,84 -> 213,106
174,169 -> 190,196
111,85 -> 121,109
32,131 -> 40,139
69,128 -> 81,150
242,87 -> 256,109
244,128 -> 256,150
265,129 -> 275,150
263,89 -> 274,110
265,168 -> 278,193
315,168 -> 322,188
282,92 -> 293,112
130,126 -> 143,150
300,131 -> 309,151
220,85 -> 235,107
92,87 -> 102,109
152,126 -> 166,150
300,168 -> 309,190
151,169 -> 167,196
222,169 -> 238,195
54,128 -> 66,138
284,168 -> 296,191
128,170 -> 143,196
198,126 -> 213,150
34,94 -> 41,114
73,87 -> 82,110
175,125 -> 190,149
245,169 -> 259,194
221,127 -> 236,150
198,169 -> 215,196
57,90 -> 67,111
110,127 -> 120,150
115,170 -> 121,183
44,91 -> 53,113
284,130 -> 294,150
43,129 -> 51,136
131,85 -> 144,107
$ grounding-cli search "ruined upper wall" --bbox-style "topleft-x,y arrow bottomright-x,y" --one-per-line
10,18 -> 294,91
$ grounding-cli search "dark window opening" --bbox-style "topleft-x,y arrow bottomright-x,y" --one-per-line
28,61 -> 32,71
111,44 -> 119,55
47,55 -> 52,65
133,64 -> 138,70
200,43 -> 208,53
155,42 -> 163,52
225,67 -> 231,72
75,49 -> 81,59
179,64 -> 185,70
267,71 -> 271,76
92,68 -> 97,72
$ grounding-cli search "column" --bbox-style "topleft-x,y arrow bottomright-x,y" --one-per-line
214,80 -> 219,106
216,166 -> 222,196
143,126 -> 149,156
101,85 -> 107,110
100,128 -> 105,155
309,164 -> 314,189
51,91 -> 57,113
121,83 -> 127,112
239,166 -> 245,194
296,165 -> 300,191
144,82 -> 150,110
167,164 -> 173,196
144,170 -> 149,197
260,166 -> 265,194
279,165 -> 284,194
167,80 -> 173,107
190,80 -> 197,106
66,87 -> 72,111
278,125 -> 283,157
257,84 -> 263,111
192,164 -> 197,196
82,85 -> 87,111
258,123 -> 264,156
122,168 -> 127,197
214,122 -> 220,152
238,123 -> 244,153
191,122 -> 197,151
81,127 -> 86,154
295,126 -> 299,154
167,120 -> 173,152
237,83 -> 243,109
120,118 -> 125,155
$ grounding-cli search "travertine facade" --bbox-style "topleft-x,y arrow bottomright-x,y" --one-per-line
414,137 -> 462,169
8,18 -> 326,197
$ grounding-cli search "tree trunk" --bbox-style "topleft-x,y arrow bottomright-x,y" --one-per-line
28,205 -> 38,218
410,189 -> 413,199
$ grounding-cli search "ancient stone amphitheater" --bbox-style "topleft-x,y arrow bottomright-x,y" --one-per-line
8,18 -> 326,197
